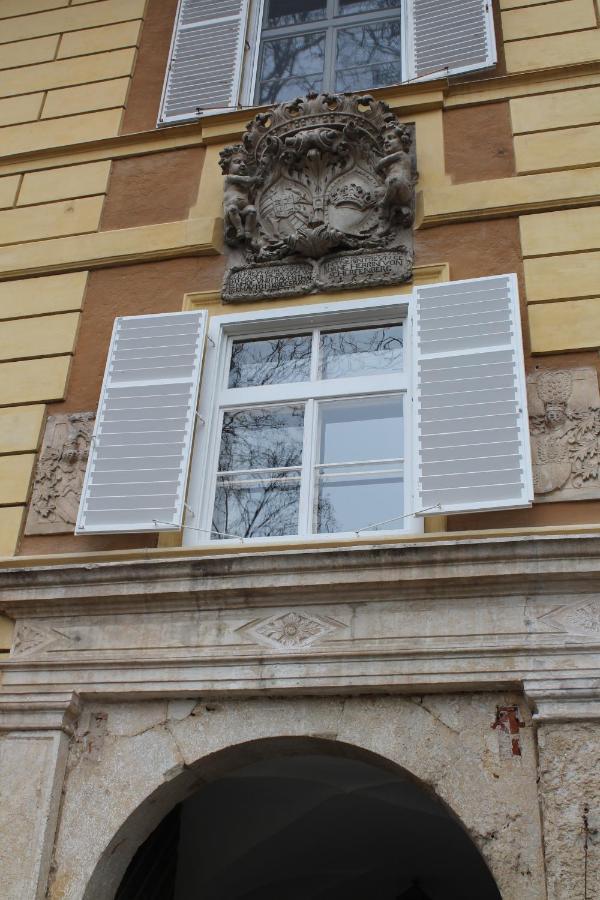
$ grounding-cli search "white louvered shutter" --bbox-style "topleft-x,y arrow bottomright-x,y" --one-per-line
76,311 -> 208,534
159,0 -> 250,124
412,274 -> 533,516
405,0 -> 496,82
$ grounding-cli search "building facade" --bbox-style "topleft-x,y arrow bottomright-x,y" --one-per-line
1,0 -> 600,897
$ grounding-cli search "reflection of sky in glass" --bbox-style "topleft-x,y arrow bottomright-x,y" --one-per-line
266,0 -> 326,28
319,396 -> 403,463
228,335 -> 312,388
317,474 -> 404,533
316,396 -> 404,534
218,405 -> 304,472
320,325 -> 403,380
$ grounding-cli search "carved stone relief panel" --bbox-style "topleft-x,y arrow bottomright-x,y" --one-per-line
219,92 -> 416,301
528,367 -> 600,502
25,412 -> 95,535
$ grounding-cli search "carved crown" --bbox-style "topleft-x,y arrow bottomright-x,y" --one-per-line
537,369 -> 573,405
240,92 -> 401,168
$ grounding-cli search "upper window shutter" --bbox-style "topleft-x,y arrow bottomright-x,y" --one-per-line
405,0 -> 497,82
159,0 -> 250,124
412,274 -> 533,516
76,311 -> 208,535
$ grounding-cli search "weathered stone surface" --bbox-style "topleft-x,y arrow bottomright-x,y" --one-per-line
0,729 -> 69,900
528,367 -> 600,502
46,693 -> 544,900
220,92 -> 416,301
537,722 -> 600,899
25,412 -> 94,534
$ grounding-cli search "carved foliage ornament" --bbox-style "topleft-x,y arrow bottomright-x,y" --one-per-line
25,412 -> 95,535
220,92 -> 416,301
528,367 -> 600,502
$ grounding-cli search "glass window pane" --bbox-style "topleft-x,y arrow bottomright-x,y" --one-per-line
228,335 -> 312,388
317,471 -> 403,533
266,0 -> 326,28
320,324 -> 403,379
258,32 -> 326,104
319,396 -> 403,464
335,20 -> 402,91
338,0 -> 401,15
217,405 -> 305,473
213,471 -> 300,539
315,396 -> 404,534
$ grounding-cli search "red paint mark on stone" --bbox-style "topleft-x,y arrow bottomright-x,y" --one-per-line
492,706 -> 522,758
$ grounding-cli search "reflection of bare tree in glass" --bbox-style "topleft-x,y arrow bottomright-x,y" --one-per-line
229,336 -> 311,388
213,405 -> 304,538
315,489 -> 339,533
335,20 -> 402,91
322,326 -> 403,377
213,474 -> 301,538
259,33 -> 325,103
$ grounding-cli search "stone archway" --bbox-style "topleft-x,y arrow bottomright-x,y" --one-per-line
111,737 -> 501,900
50,695 -> 544,900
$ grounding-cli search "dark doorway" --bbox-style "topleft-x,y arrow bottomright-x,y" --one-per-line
116,752 -> 501,900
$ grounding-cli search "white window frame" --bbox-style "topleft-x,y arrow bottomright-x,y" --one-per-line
162,0 -> 496,125
184,295 -> 420,547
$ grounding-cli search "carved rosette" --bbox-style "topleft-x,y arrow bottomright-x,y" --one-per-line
25,412 -> 95,535
219,92 -> 416,301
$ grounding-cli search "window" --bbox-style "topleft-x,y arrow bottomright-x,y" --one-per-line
255,0 -> 404,104
159,0 -> 497,124
76,277 -> 533,541
202,319 -> 407,539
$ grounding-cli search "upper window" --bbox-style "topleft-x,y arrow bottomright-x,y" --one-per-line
256,0 -> 403,104
159,0 -> 497,124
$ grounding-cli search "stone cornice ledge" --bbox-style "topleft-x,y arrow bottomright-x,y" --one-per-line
0,216 -> 223,282
0,691 -> 80,733
0,533 -> 598,617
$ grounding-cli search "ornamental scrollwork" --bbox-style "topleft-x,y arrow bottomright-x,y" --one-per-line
220,92 -> 416,301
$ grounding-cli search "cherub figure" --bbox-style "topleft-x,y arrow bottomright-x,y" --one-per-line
219,145 -> 261,246
375,124 -> 415,232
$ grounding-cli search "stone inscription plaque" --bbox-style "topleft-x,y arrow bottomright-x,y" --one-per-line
223,260 -> 315,302
223,250 -> 412,302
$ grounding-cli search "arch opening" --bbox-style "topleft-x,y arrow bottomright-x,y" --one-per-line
112,737 -> 501,900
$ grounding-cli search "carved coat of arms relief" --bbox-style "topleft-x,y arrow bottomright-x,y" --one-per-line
219,92 -> 417,301
527,367 -> 600,502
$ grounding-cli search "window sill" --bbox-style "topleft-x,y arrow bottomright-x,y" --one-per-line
3,523 -> 600,571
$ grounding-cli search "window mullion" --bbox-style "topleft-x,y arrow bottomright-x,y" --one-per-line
323,22 -> 337,92
298,397 -> 317,536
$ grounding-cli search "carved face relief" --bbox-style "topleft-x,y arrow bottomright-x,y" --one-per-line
219,92 -> 416,302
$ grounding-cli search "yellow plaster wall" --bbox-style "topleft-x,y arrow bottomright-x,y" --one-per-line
501,0 -> 596,41
0,0 -> 598,554
514,123 -> 600,173
521,207 -> 600,352
504,29 -> 600,72
510,85 -> 600,133
0,268 -> 87,556
0,407 -> 45,454
18,161 -> 112,206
